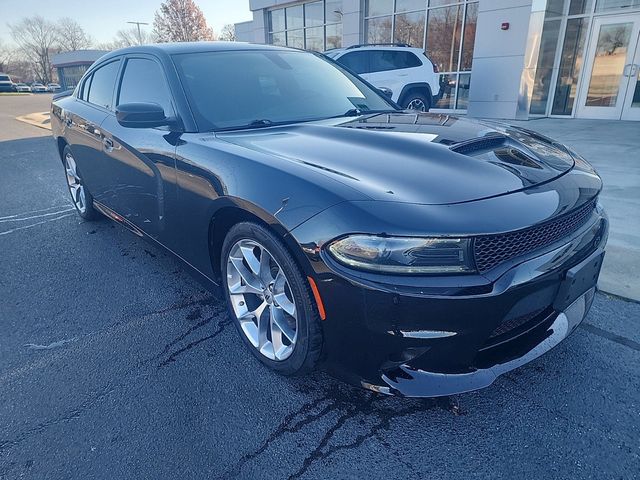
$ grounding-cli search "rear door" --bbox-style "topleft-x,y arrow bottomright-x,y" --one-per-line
99,54 -> 178,241
367,50 -> 424,101
66,59 -> 121,200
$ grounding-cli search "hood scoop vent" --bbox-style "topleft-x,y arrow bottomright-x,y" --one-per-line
449,134 -> 508,155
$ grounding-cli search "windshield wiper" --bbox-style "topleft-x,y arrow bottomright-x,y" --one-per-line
330,108 -> 399,119
247,119 -> 274,127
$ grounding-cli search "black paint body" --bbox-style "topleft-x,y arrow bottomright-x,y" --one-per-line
51,43 -> 608,397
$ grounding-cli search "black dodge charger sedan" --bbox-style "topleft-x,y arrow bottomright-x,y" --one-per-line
51,42 -> 608,397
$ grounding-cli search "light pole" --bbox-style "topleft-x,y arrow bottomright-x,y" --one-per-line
127,21 -> 149,44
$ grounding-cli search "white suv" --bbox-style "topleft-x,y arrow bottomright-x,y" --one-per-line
325,44 -> 440,112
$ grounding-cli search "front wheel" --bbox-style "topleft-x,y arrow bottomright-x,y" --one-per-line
63,145 -> 98,220
221,222 -> 323,375
402,92 -> 431,112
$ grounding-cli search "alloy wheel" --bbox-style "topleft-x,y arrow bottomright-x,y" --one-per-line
64,152 -> 87,214
407,98 -> 427,112
226,239 -> 298,361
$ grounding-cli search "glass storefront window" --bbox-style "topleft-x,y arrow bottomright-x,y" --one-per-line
286,5 -> 304,30
305,1 -> 324,27
546,0 -> 566,16
367,0 -> 394,17
268,2 -> 343,51
426,5 -> 463,73
461,2 -> 477,71
326,0 -> 343,23
569,0 -> 594,14
326,23 -> 343,49
269,9 -> 285,32
287,29 -> 305,49
305,26 -> 325,51
595,0 -> 640,11
394,11 -> 426,46
396,0 -> 426,12
456,73 -> 471,109
366,16 -> 393,43
551,18 -> 588,115
530,19 -> 561,114
435,74 -> 456,108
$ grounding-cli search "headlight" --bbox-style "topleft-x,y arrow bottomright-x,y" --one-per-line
327,235 -> 475,274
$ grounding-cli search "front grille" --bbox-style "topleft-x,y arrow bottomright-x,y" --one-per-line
474,199 -> 597,273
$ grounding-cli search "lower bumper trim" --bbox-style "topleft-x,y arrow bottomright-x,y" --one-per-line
380,287 -> 596,398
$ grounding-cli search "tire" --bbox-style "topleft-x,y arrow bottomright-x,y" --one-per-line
62,145 -> 99,221
221,221 -> 323,375
402,91 -> 431,112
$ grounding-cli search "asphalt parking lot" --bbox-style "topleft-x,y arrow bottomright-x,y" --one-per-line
1,95 -> 639,479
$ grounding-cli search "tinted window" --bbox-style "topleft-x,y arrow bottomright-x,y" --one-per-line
0,75 -> 10,81
336,52 -> 369,74
173,50 -> 393,131
87,60 -> 120,110
118,58 -> 173,115
370,51 -> 422,72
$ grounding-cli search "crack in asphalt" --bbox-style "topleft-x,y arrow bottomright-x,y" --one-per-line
220,383 -> 462,480
0,296 -> 229,454
580,322 -> 640,352
0,386 -> 115,453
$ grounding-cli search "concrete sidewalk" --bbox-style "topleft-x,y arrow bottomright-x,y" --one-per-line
512,118 -> 639,301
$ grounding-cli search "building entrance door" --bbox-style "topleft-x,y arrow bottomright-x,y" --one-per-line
577,13 -> 640,120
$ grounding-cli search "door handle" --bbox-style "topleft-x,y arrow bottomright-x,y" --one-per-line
103,137 -> 114,153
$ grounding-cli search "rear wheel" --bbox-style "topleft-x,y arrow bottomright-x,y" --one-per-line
63,145 -> 98,220
221,222 -> 322,375
402,92 -> 431,112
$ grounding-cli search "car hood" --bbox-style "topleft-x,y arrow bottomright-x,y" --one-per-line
217,112 -> 575,205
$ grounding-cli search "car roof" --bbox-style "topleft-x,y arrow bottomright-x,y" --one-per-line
327,45 -> 425,55
97,41 -> 289,62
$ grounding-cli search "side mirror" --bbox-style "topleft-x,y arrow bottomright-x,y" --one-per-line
116,102 -> 171,128
378,87 -> 393,98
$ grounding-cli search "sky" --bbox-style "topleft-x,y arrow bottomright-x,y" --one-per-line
0,0 -> 252,45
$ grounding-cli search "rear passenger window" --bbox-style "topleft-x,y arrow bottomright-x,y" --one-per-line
87,60 -> 120,110
370,51 -> 422,72
337,52 -> 369,74
118,58 -> 174,116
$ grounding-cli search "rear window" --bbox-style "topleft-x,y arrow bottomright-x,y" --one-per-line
86,60 -> 120,110
336,52 -> 369,74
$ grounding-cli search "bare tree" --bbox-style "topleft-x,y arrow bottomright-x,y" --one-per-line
9,16 -> 58,83
153,0 -> 215,43
56,17 -> 93,52
0,38 -> 16,73
218,24 -> 236,42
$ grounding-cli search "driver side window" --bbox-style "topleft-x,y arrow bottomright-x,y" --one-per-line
117,58 -> 174,116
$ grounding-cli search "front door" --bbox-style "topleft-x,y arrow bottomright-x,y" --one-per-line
577,13 -> 640,120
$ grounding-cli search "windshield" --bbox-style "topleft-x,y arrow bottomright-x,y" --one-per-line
172,49 -> 395,131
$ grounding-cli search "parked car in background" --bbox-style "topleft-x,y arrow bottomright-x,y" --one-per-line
51,42 -> 608,398
15,83 -> 32,93
0,74 -> 17,92
47,83 -> 62,92
326,44 -> 441,112
31,83 -> 47,93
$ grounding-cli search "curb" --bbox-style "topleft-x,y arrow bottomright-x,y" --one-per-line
15,112 -> 51,131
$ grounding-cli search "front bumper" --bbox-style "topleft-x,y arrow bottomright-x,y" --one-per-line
308,208 -> 608,397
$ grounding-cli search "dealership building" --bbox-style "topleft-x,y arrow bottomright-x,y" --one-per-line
235,0 -> 640,121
